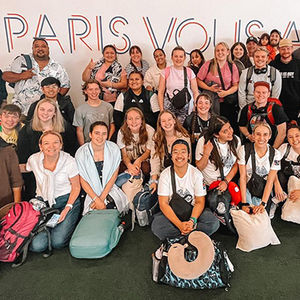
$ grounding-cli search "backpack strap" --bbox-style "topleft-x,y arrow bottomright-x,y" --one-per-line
170,166 -> 178,196
268,145 -> 275,167
21,54 -> 33,70
183,66 -> 188,88
244,142 -> 253,166
247,104 -> 253,122
269,66 -> 276,87
266,102 -> 275,125
283,144 -> 291,160
245,66 -> 254,94
250,143 -> 257,174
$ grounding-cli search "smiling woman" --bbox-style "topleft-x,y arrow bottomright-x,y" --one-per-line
26,130 -> 81,253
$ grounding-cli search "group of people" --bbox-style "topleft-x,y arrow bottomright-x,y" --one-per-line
0,28 -> 299,255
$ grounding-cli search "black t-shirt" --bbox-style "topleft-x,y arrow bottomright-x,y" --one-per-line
183,113 -> 210,139
238,102 -> 288,145
270,56 -> 300,120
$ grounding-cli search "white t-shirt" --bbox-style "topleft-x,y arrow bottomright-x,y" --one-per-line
238,145 -> 281,182
158,164 -> 206,206
117,124 -> 154,160
26,151 -> 79,199
195,136 -> 241,186
278,143 -> 300,178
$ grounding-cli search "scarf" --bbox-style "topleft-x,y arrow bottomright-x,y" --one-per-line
75,141 -> 121,215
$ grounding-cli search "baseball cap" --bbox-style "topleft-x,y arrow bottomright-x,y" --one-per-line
246,36 -> 258,44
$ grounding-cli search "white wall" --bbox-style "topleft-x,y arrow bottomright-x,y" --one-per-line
1,0 -> 299,106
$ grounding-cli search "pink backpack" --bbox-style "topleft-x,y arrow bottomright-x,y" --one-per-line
0,202 -> 40,263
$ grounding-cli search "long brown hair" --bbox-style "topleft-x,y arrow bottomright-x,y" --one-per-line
203,115 -> 238,171
120,107 -> 148,146
153,110 -> 189,160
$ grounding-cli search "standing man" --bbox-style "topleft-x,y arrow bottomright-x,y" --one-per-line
238,47 -> 282,110
269,29 -> 282,55
270,39 -> 300,122
239,81 -> 288,148
2,38 -> 70,116
246,36 -> 258,64
73,79 -> 115,146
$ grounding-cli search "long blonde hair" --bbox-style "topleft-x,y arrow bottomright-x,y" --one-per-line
32,98 -> 65,132
209,42 -> 232,74
153,110 -> 189,160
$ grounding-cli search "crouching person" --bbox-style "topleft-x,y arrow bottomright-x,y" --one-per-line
26,131 -> 81,252
151,139 -> 219,240
70,121 -> 126,259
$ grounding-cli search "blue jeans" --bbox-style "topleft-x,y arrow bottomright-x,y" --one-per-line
151,208 -> 220,241
30,194 -> 81,253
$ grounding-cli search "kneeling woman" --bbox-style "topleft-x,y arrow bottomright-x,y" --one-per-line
151,140 -> 219,240
238,122 -> 281,214
75,121 -> 121,215
150,110 -> 191,192
196,116 -> 240,190
27,131 -> 81,252
117,107 -> 154,178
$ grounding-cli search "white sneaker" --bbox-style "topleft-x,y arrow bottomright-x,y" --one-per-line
269,203 -> 278,219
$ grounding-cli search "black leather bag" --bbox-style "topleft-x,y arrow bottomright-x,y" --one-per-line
167,67 -> 191,109
169,166 -> 193,221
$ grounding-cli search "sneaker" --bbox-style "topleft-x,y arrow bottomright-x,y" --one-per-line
269,203 -> 278,219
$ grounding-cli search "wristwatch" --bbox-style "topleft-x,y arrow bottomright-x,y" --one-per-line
260,202 -> 266,207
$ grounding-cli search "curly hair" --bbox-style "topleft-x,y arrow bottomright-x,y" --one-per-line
120,107 -> 148,147
153,110 -> 189,160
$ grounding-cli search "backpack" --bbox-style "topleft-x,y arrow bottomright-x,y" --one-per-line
245,65 -> 277,94
132,183 -> 159,228
247,98 -> 282,125
9,54 -> 33,88
152,231 -> 234,289
0,201 -> 58,267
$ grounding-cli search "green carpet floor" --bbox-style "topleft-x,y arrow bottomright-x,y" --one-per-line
0,212 -> 299,300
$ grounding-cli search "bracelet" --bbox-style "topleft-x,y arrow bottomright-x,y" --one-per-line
149,179 -> 158,185
66,203 -> 73,210
189,217 -> 197,225
223,178 -> 229,185
92,196 -> 97,201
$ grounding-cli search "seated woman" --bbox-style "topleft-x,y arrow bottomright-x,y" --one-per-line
125,45 -> 150,78
117,107 -> 154,180
0,137 -> 22,208
196,116 -> 240,190
18,98 -> 78,200
238,122 -> 281,215
114,71 -> 160,130
197,42 -> 239,132
230,42 -> 252,75
158,46 -> 199,124
82,45 -> 127,105
150,110 -> 191,193
188,49 -> 205,76
144,48 -> 168,93
183,93 -> 213,164
27,131 -> 81,252
75,121 -> 121,215
151,139 -> 219,240
277,123 -> 300,222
